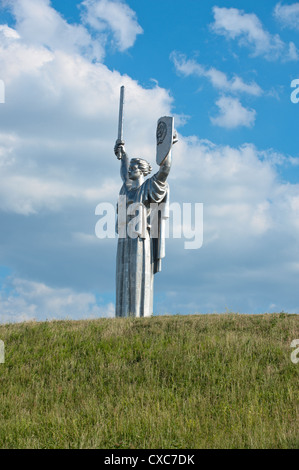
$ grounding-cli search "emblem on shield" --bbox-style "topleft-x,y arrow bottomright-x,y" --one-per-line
157,121 -> 167,145
156,116 -> 174,165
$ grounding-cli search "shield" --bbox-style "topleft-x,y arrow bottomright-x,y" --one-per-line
156,116 -> 174,165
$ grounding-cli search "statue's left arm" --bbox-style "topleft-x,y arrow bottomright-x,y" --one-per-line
155,151 -> 172,183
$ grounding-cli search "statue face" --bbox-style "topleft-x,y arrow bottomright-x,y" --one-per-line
128,161 -> 142,180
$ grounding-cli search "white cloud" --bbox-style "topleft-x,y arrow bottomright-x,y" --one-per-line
211,6 -> 298,61
274,2 -> 299,30
0,17 -> 172,215
210,96 -> 256,128
0,24 -> 20,39
81,0 -> 143,51
288,41 -> 299,60
0,277 -> 115,323
158,139 -> 299,313
3,0 -> 105,61
2,0 -> 144,61
171,52 -> 262,96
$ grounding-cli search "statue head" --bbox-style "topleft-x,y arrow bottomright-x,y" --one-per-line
128,158 -> 152,180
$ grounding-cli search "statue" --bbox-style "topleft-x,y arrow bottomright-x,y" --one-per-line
114,86 -> 177,317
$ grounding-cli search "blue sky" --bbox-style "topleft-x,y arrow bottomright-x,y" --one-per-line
0,0 -> 298,322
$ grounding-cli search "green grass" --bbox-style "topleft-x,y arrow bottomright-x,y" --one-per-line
0,314 -> 298,449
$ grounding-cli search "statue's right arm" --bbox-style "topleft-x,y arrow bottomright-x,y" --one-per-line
114,141 -> 129,183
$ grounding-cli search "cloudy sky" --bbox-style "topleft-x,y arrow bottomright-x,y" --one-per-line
0,0 -> 298,322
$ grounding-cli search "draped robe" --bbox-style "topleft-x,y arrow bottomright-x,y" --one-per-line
115,155 -> 170,318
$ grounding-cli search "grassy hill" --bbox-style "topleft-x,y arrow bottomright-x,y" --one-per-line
0,314 -> 298,449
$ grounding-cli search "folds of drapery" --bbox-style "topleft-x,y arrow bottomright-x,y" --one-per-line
115,172 -> 169,317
